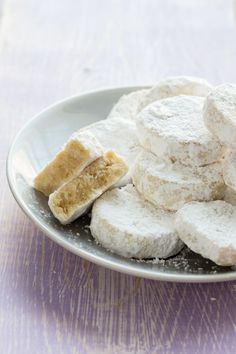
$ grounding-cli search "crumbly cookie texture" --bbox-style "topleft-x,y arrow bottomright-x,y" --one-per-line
107,89 -> 149,121
132,148 -> 225,211
80,117 -> 140,186
223,150 -> 236,191
136,95 -> 223,167
203,83 -> 236,148
90,184 -> 183,259
139,76 -> 212,111
48,151 -> 128,224
175,201 -> 236,266
224,186 -> 236,206
34,131 -> 103,196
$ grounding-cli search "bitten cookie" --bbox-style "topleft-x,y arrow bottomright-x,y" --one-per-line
34,131 -> 103,196
203,83 -> 236,148
90,184 -> 183,259
136,95 -> 222,167
175,201 -> 236,266
49,151 -> 128,224
132,148 -> 225,211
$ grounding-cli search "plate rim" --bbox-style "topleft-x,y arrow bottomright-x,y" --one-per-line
6,85 -> 236,283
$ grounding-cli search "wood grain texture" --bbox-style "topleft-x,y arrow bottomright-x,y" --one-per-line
1,0 -> 236,353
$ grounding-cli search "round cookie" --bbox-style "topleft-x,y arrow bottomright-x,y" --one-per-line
90,185 -> 183,259
139,76 -> 212,110
107,89 -> 149,121
175,201 -> 236,266
136,95 -> 222,167
203,83 -> 236,148
132,148 -> 225,211
80,117 -> 140,186
223,150 -> 236,191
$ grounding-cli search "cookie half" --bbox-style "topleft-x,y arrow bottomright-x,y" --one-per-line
49,151 -> 128,224
34,131 -> 103,196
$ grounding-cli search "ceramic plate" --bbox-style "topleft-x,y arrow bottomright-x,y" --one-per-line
7,86 -> 236,282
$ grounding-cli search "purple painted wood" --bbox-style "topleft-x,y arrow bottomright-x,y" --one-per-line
1,0 -> 236,353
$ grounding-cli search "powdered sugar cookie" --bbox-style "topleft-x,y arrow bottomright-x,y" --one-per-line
136,95 -> 223,166
139,76 -> 212,110
203,83 -> 236,148
90,184 -> 183,259
175,201 -> 236,266
80,117 -> 140,185
132,148 -> 225,211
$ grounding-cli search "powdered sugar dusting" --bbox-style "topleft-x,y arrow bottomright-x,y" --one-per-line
176,201 -> 236,266
90,184 -> 183,259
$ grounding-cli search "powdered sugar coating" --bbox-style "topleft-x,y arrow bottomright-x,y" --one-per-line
107,89 -> 149,121
132,148 -> 225,211
90,184 -> 183,259
223,150 -> 236,190
80,117 -> 140,186
203,84 -> 236,148
137,95 -> 222,166
139,76 -> 212,111
108,77 -> 212,122
175,201 -> 236,266
69,131 -> 103,155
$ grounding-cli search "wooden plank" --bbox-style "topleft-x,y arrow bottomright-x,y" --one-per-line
0,0 -> 236,353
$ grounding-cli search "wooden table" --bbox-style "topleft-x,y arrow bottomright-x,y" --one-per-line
1,0 -> 236,353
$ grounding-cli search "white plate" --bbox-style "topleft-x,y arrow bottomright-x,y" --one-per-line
7,86 -> 236,282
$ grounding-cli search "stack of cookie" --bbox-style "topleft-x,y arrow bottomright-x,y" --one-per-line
173,84 -> 236,267
92,78 -> 236,266
34,77 -> 236,266
133,94 -> 225,211
204,84 -> 236,206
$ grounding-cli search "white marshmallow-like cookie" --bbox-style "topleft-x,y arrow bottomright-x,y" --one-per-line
132,148 -> 225,211
203,83 -> 236,148
107,89 -> 149,121
49,151 -> 128,224
90,184 -> 183,259
34,131 -> 103,196
80,117 -> 140,185
223,150 -> 236,190
224,187 -> 236,206
136,95 -> 223,166
175,201 -> 236,266
139,76 -> 212,111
